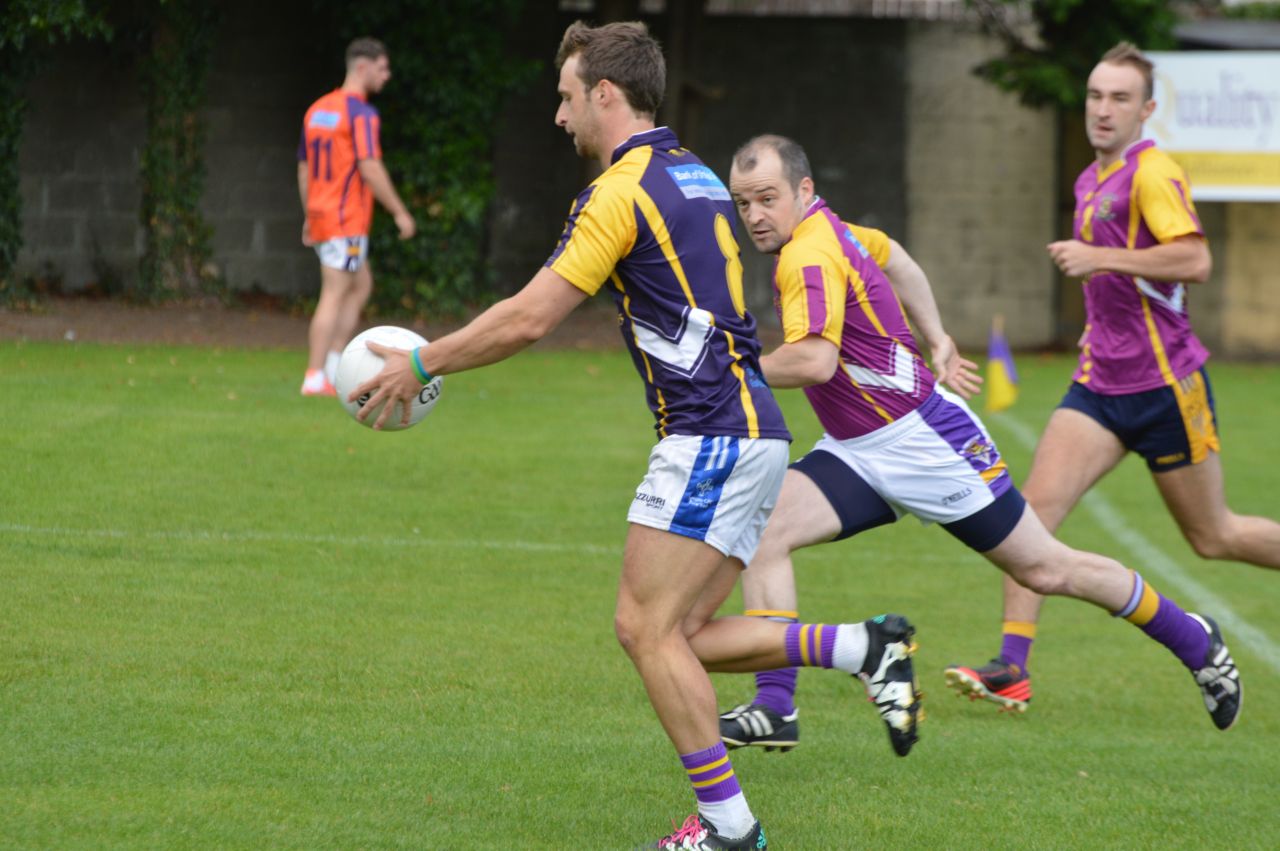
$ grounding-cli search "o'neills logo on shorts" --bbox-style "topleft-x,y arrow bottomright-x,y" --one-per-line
634,493 -> 666,511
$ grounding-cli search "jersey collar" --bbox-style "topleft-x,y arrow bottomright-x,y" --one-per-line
802,196 -> 828,221
779,197 -> 829,250
1097,138 -> 1154,180
611,126 -> 679,164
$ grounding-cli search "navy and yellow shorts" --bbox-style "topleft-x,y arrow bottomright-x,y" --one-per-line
1059,367 -> 1221,472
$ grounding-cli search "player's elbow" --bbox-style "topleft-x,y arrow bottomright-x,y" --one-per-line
1187,249 -> 1212,284
506,304 -> 556,347
801,347 -> 840,385
801,360 -> 837,386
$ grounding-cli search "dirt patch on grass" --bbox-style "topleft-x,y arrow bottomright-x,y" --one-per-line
0,295 -> 632,351
1,295 -> 784,352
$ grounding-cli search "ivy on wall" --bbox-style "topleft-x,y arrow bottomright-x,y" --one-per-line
317,0 -> 536,317
0,1 -> 111,304
136,0 -> 218,300
4,1 -> 533,314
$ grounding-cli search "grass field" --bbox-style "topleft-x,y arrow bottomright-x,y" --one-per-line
3,338 -> 1278,849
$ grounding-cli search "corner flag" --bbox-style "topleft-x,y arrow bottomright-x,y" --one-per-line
985,314 -> 1018,413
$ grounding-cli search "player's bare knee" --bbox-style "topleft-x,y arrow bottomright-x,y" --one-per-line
614,607 -> 664,658
1185,525 -> 1230,560
1010,560 -> 1069,597
614,612 -> 643,657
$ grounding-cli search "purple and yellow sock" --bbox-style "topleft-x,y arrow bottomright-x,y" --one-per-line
1113,571 -> 1210,669
681,742 -> 742,805
784,622 -> 838,669
747,609 -> 798,716
999,621 -> 1036,672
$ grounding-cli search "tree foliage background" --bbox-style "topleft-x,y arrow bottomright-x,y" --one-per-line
968,0 -> 1180,109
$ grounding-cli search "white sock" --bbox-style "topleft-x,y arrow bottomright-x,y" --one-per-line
324,350 -> 341,384
699,793 -> 755,840
831,622 -> 869,675
302,369 -> 325,389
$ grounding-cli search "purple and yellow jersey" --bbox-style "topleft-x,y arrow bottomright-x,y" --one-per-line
546,127 -> 789,441
298,89 -> 382,243
1072,139 -> 1209,394
774,199 -> 936,440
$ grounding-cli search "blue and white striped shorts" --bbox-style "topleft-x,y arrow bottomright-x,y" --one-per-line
627,435 -> 789,564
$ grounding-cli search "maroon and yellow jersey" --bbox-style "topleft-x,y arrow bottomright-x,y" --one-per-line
773,199 -> 935,439
1072,139 -> 1208,394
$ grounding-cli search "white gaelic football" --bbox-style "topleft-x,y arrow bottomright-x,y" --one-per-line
335,325 -> 443,431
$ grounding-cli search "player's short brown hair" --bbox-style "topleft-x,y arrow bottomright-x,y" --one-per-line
346,37 -> 387,67
555,21 -> 665,118
1100,42 -> 1154,101
733,134 -> 813,192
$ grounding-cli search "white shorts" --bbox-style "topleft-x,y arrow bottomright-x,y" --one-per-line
810,389 -> 1015,526
314,235 -> 369,272
628,435 -> 789,564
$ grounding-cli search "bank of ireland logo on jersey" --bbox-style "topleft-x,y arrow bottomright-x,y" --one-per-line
666,165 -> 730,201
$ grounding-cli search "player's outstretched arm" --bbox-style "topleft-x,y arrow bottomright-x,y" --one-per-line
883,239 -> 981,398
759,335 -> 839,389
352,268 -> 588,429
356,158 -> 416,239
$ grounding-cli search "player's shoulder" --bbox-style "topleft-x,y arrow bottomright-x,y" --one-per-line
589,148 -> 651,203
303,91 -> 345,130
346,94 -> 379,118
1134,143 -> 1187,182
844,221 -> 888,247
778,216 -> 842,275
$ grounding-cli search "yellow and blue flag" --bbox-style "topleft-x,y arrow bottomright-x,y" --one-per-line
985,314 -> 1018,413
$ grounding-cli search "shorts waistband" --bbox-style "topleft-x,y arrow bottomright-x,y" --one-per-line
830,391 -> 940,452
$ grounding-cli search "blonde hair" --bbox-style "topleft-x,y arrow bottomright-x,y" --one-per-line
1100,42 -> 1154,101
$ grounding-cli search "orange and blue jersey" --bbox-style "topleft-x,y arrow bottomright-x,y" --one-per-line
298,89 -> 382,243
1072,139 -> 1208,394
773,198 -> 936,440
546,127 -> 789,442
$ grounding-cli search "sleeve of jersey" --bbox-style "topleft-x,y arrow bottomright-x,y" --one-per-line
352,105 -> 382,161
544,182 -> 637,296
1136,157 -> 1203,243
775,249 -> 845,347
847,224 -> 891,268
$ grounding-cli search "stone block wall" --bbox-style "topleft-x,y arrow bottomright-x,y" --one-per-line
16,1 -> 327,297
1221,202 -> 1280,358
904,21 -> 1057,351
16,45 -> 146,290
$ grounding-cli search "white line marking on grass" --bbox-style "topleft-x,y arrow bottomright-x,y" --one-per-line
0,523 -> 616,557
993,412 -> 1280,675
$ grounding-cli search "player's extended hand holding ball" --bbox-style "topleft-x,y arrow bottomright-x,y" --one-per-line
336,325 -> 442,431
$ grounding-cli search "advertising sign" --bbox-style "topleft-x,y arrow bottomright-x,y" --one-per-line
1146,51 -> 1280,202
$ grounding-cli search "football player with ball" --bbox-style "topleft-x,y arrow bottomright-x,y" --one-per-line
347,20 -> 921,851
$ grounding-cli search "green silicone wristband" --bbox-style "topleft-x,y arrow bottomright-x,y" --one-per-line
410,347 -> 433,384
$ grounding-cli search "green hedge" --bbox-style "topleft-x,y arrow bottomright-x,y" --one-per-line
317,0 -> 536,318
